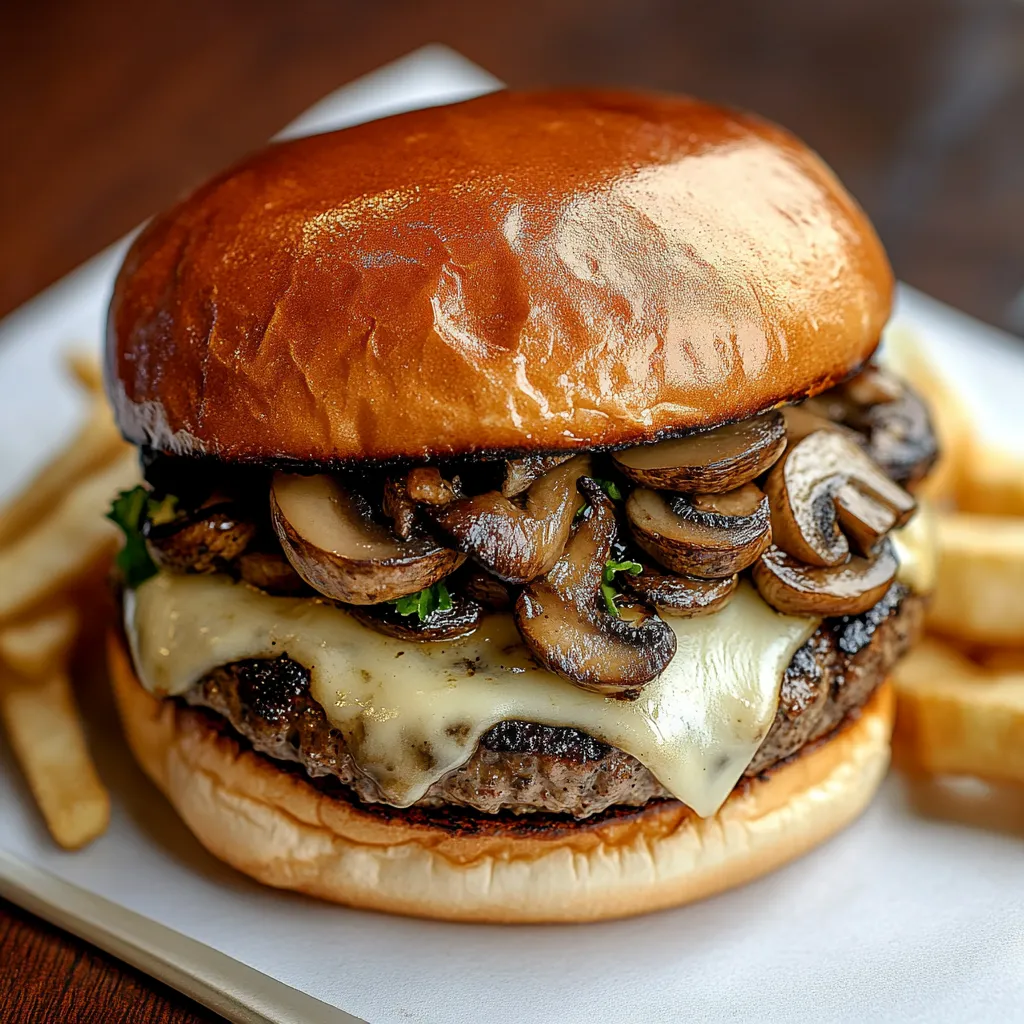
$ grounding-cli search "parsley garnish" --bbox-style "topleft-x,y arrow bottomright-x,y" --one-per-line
106,486 -> 161,589
593,477 -> 624,501
600,559 -> 642,617
390,581 -> 453,621
574,477 -> 624,523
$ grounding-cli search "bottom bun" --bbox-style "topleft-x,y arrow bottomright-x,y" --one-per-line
108,631 -> 894,923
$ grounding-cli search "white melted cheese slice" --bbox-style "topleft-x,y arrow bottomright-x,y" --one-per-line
892,501 -> 937,595
127,575 -> 817,818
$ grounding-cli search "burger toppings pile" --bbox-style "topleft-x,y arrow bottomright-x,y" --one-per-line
114,364 -> 936,699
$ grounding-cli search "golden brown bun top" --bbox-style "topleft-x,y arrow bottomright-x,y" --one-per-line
107,89 -> 893,463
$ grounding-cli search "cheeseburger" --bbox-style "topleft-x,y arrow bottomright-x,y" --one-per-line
104,90 -> 937,922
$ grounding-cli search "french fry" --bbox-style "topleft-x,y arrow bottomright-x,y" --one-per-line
893,637 -> 1024,786
972,648 -> 1024,674
927,512 -> 1024,645
956,444 -> 1024,517
0,449 -> 139,624
0,606 -> 80,678
0,401 -> 128,547
0,662 -> 110,849
63,348 -> 104,395
881,325 -> 973,506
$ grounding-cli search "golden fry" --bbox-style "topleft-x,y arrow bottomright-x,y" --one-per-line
0,606 -> 80,678
893,637 -> 1024,786
971,647 -> 1024,674
0,449 -> 139,624
0,401 -> 128,547
63,348 -> 104,395
0,663 -> 110,849
956,444 -> 1024,517
881,325 -> 973,506
927,512 -> 1024,645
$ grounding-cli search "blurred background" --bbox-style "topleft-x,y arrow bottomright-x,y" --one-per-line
1,0 -> 1022,335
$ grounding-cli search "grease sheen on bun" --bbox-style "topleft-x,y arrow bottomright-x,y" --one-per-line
109,632 -> 894,923
108,90 -> 893,465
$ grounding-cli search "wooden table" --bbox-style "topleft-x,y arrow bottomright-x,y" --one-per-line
1,2 -> 1022,1020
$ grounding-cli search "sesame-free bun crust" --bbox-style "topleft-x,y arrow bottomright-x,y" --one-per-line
109,632 -> 894,923
108,90 -> 893,464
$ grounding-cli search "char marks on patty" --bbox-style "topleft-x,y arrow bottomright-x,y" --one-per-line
182,584 -> 923,818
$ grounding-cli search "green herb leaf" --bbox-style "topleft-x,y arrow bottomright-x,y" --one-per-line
593,477 -> 624,501
600,559 -> 643,618
147,493 -> 179,527
106,486 -> 159,589
390,581 -> 453,621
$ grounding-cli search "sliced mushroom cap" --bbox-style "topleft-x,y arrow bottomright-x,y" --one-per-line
381,477 -> 418,540
461,569 -> 513,611
503,453 -> 573,497
270,473 -> 464,605
350,591 -> 484,641
144,504 -> 256,574
782,404 -> 849,443
625,483 -> 772,578
763,429 -> 916,567
802,367 -> 938,489
405,467 -> 459,506
845,384 -> 939,490
237,550 -> 308,595
429,455 -> 591,585
624,566 -> 737,618
514,479 -> 676,698
752,540 -> 898,617
612,411 -> 786,493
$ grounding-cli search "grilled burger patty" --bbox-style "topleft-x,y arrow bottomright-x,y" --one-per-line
182,583 -> 923,818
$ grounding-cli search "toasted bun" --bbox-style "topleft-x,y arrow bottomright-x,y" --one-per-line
108,90 -> 892,464
108,631 -> 894,923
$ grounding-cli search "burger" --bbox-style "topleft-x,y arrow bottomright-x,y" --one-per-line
103,90 -> 937,922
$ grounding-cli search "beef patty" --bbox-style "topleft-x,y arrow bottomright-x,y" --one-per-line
183,583 -> 923,818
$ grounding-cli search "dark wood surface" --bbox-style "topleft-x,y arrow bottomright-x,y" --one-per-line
0,2 -> 1021,1022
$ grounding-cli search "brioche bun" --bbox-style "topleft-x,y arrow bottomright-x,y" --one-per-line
108,89 -> 892,465
109,631 -> 894,923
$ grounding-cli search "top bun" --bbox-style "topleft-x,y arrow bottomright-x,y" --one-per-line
107,90 -> 893,464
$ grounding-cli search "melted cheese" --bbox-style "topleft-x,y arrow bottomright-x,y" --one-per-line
127,575 -> 817,817
893,502 -> 937,595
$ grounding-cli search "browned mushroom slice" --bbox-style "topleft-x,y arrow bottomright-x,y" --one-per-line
461,569 -> 513,610
612,411 -> 786,493
625,483 -> 772,578
381,477 -> 417,540
801,367 -> 937,488
429,455 -> 591,585
270,473 -> 464,605
752,540 -> 898,617
405,467 -> 459,506
350,591 -> 484,641
624,566 -> 737,618
502,453 -> 574,497
514,479 -> 676,697
842,382 -> 939,490
781,404 -> 847,443
237,551 -> 308,595
144,504 -> 256,574
763,429 -> 916,567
